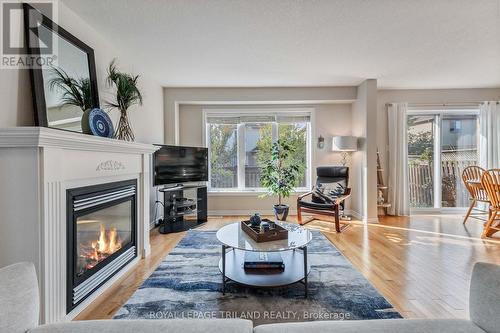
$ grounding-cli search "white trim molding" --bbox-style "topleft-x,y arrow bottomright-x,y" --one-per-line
0,127 -> 158,154
208,209 -> 371,223
348,209 -> 379,223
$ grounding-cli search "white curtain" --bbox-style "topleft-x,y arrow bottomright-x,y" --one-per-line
387,103 -> 409,215
479,102 -> 500,169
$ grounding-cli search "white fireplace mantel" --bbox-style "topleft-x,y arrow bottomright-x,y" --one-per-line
0,126 -> 157,153
0,127 -> 158,324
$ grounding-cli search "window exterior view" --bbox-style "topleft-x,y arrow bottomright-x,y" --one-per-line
206,112 -> 310,192
407,110 -> 479,209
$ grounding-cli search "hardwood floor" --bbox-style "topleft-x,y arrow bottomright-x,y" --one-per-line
75,214 -> 500,321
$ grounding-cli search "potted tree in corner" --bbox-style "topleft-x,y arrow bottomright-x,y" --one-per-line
260,140 -> 302,221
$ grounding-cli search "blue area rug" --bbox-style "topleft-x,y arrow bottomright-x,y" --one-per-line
114,230 -> 401,325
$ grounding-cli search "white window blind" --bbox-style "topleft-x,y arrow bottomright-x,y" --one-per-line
206,114 -> 310,124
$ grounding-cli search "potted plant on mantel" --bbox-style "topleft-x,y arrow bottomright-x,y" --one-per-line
260,140 -> 302,221
106,59 -> 143,141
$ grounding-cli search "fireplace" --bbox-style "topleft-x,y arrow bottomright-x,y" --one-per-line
66,179 -> 137,312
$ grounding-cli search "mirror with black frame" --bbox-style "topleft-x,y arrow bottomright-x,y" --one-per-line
24,3 -> 99,133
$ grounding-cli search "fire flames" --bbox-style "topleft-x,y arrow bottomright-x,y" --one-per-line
81,224 -> 122,271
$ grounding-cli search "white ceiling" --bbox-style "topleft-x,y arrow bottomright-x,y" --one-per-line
62,0 -> 500,89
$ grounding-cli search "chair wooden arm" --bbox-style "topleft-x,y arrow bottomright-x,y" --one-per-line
333,188 -> 351,205
297,191 -> 314,201
297,188 -> 352,206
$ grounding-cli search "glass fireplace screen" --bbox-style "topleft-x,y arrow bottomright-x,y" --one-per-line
76,201 -> 132,277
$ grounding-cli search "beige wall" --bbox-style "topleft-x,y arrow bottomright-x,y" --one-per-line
377,88 -> 500,186
0,2 -> 164,224
164,87 -> 357,144
177,103 -> 353,214
178,104 -> 204,147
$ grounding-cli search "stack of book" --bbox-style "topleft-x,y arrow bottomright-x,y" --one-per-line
244,251 -> 285,274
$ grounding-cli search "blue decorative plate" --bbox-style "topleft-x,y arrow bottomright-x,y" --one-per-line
87,108 -> 114,138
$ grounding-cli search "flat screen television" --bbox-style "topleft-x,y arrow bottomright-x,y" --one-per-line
153,145 -> 208,186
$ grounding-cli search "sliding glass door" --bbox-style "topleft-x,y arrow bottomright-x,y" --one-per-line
407,115 -> 436,208
407,110 -> 479,210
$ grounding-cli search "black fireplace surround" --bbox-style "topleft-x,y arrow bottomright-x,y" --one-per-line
66,179 -> 137,313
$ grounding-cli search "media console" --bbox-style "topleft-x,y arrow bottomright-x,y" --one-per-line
158,184 -> 207,234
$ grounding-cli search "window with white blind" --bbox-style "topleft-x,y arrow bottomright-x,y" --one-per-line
204,111 -> 312,192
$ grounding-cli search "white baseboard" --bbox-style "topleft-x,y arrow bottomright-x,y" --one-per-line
209,209 -> 295,216
209,209 -> 366,221
346,209 -> 362,220
342,210 -> 379,223
150,217 -> 162,230
364,217 -> 379,223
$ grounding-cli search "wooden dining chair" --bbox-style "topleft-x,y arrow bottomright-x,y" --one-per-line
462,166 -> 489,224
480,169 -> 500,238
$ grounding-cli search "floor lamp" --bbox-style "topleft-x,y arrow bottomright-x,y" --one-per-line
332,136 -> 357,220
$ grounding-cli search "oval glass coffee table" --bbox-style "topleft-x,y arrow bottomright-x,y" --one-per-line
216,222 -> 312,297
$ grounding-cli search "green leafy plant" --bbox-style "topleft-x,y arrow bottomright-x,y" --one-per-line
48,66 -> 92,111
259,140 -> 302,206
256,123 -> 307,186
106,59 -> 143,141
209,124 -> 237,187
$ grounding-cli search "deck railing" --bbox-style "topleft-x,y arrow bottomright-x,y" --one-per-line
408,159 -> 476,207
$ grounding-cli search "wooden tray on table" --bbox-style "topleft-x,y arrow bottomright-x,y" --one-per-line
240,219 -> 288,243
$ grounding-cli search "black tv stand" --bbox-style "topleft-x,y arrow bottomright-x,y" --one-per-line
158,184 -> 207,234
162,183 -> 185,190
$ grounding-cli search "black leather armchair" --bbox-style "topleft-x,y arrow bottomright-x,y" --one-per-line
297,166 -> 351,232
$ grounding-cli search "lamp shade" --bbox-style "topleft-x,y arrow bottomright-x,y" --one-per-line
332,136 -> 358,152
